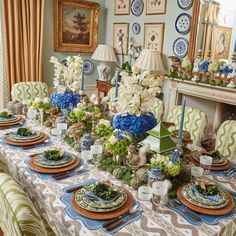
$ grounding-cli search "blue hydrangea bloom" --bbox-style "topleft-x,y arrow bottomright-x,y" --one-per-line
199,60 -> 211,72
219,65 -> 233,74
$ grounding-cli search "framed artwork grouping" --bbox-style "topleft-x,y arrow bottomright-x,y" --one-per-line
113,23 -> 129,55
114,0 -> 130,15
146,0 -> 167,15
54,0 -> 100,52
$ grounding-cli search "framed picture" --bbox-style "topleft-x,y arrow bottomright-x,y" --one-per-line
54,0 -> 100,52
113,23 -> 129,55
212,26 -> 232,60
146,0 -> 167,15
114,0 -> 130,15
144,23 -> 165,53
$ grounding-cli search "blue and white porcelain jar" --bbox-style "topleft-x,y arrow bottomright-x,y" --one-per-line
148,167 -> 164,187
80,133 -> 92,151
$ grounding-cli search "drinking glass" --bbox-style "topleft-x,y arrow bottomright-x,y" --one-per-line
152,181 -> 168,207
191,166 -> 204,184
56,122 -> 67,142
81,150 -> 93,169
200,155 -> 213,175
90,145 -> 103,167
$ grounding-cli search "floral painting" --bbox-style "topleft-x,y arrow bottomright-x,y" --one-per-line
212,26 -> 232,60
146,0 -> 167,15
114,0 -> 130,15
113,23 -> 129,55
54,0 -> 100,52
144,23 -> 165,53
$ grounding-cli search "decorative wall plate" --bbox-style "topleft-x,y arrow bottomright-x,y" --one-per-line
83,60 -> 94,75
175,13 -> 191,35
177,0 -> 193,10
132,23 -> 141,34
173,37 -> 189,58
131,0 -> 144,16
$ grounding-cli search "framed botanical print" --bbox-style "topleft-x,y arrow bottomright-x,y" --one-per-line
114,0 -> 130,15
54,0 -> 100,52
146,0 -> 167,15
212,26 -> 232,60
113,23 -> 129,55
144,23 -> 165,53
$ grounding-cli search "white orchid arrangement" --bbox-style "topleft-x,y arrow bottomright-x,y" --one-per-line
50,55 -> 83,93
115,66 -> 163,115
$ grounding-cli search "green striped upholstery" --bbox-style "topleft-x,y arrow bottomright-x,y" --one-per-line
167,106 -> 208,146
215,120 -> 236,161
0,173 -> 50,236
0,151 -> 9,174
151,98 -> 164,122
11,82 -> 48,102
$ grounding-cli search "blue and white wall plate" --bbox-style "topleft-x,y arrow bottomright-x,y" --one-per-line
83,60 -> 94,75
132,23 -> 141,34
177,0 -> 193,10
131,0 -> 144,16
175,13 -> 191,35
173,37 -> 189,58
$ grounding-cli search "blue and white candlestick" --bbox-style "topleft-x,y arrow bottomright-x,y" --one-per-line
177,98 -> 186,155
115,70 -> 119,98
81,62 -> 85,91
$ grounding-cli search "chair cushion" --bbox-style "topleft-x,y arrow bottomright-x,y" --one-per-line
215,120 -> 236,161
0,151 -> 9,174
0,173 -> 48,236
11,82 -> 48,102
167,105 -> 208,146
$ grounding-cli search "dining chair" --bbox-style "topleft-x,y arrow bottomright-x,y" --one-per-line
0,151 -> 9,174
166,105 -> 208,146
0,172 -> 55,236
215,120 -> 236,161
11,82 -> 49,102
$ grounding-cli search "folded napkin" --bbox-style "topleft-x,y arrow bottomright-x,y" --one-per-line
85,191 -> 120,203
192,185 -> 219,202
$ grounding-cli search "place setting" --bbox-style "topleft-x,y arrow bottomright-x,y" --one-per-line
60,179 -> 143,234
0,111 -> 25,130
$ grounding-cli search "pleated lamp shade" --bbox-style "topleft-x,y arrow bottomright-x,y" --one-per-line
134,49 -> 165,73
91,44 -> 117,62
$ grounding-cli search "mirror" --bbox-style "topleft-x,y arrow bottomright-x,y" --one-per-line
188,0 -> 236,62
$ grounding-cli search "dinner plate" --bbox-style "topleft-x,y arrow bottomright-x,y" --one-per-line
77,184 -> 127,210
72,189 -> 134,220
0,116 -> 19,123
6,131 -> 42,142
0,116 -> 24,127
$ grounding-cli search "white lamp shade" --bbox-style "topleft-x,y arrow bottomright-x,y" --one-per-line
91,44 -> 117,62
134,49 -> 165,73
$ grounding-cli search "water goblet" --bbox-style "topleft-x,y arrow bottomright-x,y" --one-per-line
200,155 -> 213,176
81,150 -> 93,169
152,181 -> 169,207
191,166 -> 204,185
90,145 -> 103,168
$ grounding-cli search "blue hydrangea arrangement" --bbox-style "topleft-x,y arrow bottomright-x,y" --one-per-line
199,60 -> 211,72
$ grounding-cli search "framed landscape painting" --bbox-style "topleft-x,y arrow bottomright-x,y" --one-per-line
113,23 -> 129,55
54,0 -> 100,52
144,23 -> 165,53
146,0 -> 167,15
114,0 -> 130,15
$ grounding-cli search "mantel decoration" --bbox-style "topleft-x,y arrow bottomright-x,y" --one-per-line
54,0 -> 100,52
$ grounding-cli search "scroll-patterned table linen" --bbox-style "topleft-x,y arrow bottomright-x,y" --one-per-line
0,123 -> 236,236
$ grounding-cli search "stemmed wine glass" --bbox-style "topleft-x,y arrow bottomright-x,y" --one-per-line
81,150 -> 93,170
90,145 -> 103,169
191,166 -> 204,184
200,155 -> 213,180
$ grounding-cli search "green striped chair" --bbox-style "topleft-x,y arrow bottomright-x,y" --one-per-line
167,106 -> 208,146
0,173 -> 54,236
215,120 -> 236,161
0,151 -> 9,174
11,82 -> 48,102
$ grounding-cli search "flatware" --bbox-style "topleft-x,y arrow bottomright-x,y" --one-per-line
224,167 -> 236,175
169,199 -> 201,222
102,205 -> 138,228
66,185 -> 85,193
52,165 -> 85,178
21,139 -> 49,150
226,168 -> 236,176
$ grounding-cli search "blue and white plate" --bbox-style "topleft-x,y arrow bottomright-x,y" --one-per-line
83,60 -> 94,75
131,0 -> 144,16
175,13 -> 191,35
132,23 -> 141,34
177,0 -> 193,10
173,37 -> 189,58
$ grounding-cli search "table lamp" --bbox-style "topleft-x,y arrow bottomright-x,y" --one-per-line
91,44 -> 117,81
134,49 -> 165,74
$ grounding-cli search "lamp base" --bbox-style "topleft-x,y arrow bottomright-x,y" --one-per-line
97,64 -> 111,81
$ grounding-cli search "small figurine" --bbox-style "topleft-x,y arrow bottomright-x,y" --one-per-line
126,144 -> 140,166
137,144 -> 150,166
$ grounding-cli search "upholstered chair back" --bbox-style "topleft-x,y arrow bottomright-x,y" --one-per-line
215,120 -> 236,161
11,82 -> 48,101
0,151 -> 9,174
167,105 -> 208,146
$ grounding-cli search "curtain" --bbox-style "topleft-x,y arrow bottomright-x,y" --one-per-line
2,0 -> 45,100
0,0 -> 8,108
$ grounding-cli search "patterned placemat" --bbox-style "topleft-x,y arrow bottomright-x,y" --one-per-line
168,197 -> 236,226
60,179 -> 143,234
211,164 -> 236,178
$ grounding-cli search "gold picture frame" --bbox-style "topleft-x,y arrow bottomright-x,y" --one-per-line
113,23 -> 129,55
114,0 -> 130,15
146,0 -> 167,15
54,0 -> 100,52
212,26 -> 232,60
144,23 -> 165,53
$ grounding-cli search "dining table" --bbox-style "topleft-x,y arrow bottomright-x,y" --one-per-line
0,120 -> 236,236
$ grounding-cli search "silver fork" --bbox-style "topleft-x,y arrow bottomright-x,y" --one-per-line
169,200 -> 202,222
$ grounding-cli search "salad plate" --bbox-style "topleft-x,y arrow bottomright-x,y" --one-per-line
7,131 -> 42,142
0,116 -> 24,127
0,116 -> 19,123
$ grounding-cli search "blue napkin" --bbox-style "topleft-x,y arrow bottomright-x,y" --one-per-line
85,191 -> 120,203
191,185 -> 219,202
211,164 -> 236,178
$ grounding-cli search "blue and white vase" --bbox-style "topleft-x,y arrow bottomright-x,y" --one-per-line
80,133 -> 92,151
148,167 -> 164,187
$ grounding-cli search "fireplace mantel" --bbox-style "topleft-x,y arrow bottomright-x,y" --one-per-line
167,78 -> 236,110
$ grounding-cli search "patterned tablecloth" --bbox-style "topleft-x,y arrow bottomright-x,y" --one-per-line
0,123 -> 236,236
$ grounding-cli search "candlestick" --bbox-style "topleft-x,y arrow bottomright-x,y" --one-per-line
178,98 -> 186,146
234,40 -> 236,53
81,62 -> 85,91
115,70 -> 119,98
